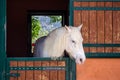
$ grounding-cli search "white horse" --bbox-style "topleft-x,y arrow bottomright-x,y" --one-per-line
33,24 -> 86,64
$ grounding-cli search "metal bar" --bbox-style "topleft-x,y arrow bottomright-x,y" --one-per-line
65,58 -> 70,80
74,7 -> 120,11
69,0 -> 74,26
7,57 -> 68,61
71,59 -> 76,80
10,66 -> 66,70
6,73 -> 20,77
86,53 -> 120,58
83,44 -> 120,47
74,0 -> 120,2
0,0 -> 6,80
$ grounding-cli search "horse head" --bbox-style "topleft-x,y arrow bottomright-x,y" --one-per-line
65,24 -> 86,64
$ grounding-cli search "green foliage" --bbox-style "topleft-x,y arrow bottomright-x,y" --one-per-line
32,16 -> 41,42
32,16 -> 49,43
32,16 -> 62,43
50,16 -> 62,23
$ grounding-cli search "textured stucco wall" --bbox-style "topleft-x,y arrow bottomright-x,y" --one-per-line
77,58 -> 120,80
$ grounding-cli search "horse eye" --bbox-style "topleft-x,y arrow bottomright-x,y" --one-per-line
72,40 -> 75,43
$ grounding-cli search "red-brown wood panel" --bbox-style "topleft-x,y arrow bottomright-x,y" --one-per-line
10,61 -> 18,80
74,10 -> 82,26
18,61 -> 25,80
97,2 -> 105,53
34,61 -> 41,80
26,61 -> 34,80
105,2 -> 113,53
113,11 -> 120,52
113,2 -> 120,52
58,61 -> 65,80
41,61 -> 49,80
49,61 -> 58,80
74,2 -> 81,26
81,2 -> 89,52
89,2 -> 97,53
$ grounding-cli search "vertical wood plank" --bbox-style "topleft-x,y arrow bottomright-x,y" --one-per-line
41,61 -> 49,80
50,61 -> 58,80
26,61 -> 34,80
74,10 -> 82,26
34,61 -> 41,80
113,3 -> 120,52
10,61 -> 18,80
58,61 -> 65,80
97,2 -> 105,53
74,2 -> 81,26
105,2 -> 113,53
89,2 -> 97,53
81,2 -> 89,53
113,12 -> 120,52
18,61 -> 25,80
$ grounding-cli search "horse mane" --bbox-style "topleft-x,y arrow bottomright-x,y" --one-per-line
43,27 -> 68,57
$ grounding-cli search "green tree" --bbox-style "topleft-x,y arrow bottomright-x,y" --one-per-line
50,16 -> 62,23
32,16 -> 41,43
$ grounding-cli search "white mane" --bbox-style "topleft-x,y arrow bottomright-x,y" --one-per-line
43,27 -> 67,57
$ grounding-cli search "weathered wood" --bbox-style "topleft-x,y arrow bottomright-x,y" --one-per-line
10,61 -> 17,80
34,61 -> 41,80
97,2 -> 105,53
26,61 -> 34,80
81,2 -> 89,52
58,61 -> 65,80
89,2 -> 97,53
73,1 -> 120,54
18,61 -> 25,80
50,61 -> 58,80
105,2 -> 113,53
10,60 -> 67,80
41,61 -> 49,80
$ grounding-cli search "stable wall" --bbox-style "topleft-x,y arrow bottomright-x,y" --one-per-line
73,1 -> 120,80
77,58 -> 120,80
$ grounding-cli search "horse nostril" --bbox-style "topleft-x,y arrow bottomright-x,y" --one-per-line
80,58 -> 82,62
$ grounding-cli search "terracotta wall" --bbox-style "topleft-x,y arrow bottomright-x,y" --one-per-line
77,58 -> 120,80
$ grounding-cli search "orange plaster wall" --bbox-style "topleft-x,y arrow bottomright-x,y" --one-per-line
77,58 -> 120,80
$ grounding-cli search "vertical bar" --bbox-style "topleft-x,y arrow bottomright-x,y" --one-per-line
71,59 -> 76,80
65,58 -> 70,80
0,0 -> 6,79
69,0 -> 74,26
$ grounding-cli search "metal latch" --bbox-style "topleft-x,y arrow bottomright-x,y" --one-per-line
6,73 -> 20,77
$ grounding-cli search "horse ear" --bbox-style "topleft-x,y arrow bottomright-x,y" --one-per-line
65,25 -> 71,32
78,24 -> 83,30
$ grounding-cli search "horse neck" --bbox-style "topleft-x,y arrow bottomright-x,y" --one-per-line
44,29 -> 67,57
